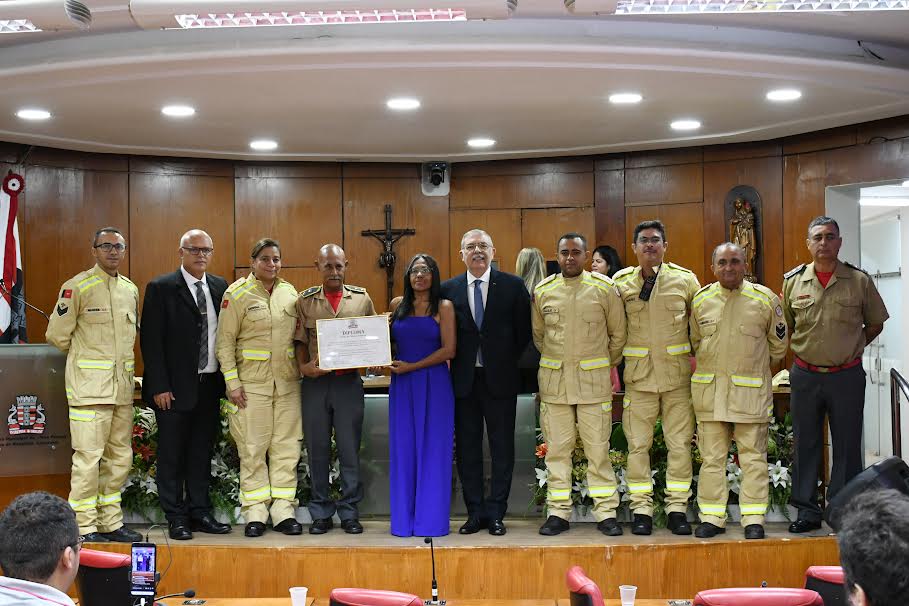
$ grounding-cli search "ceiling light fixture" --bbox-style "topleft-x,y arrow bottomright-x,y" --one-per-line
467,138 -> 496,148
609,92 -> 643,104
161,105 -> 196,117
171,9 -> 468,29
0,19 -> 41,33
670,119 -> 700,131
16,108 -> 51,121
766,89 -> 802,102
566,0 -> 909,14
249,139 -> 278,151
0,0 -> 91,33
387,97 -> 421,111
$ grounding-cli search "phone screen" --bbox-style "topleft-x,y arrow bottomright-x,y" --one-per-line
130,543 -> 157,597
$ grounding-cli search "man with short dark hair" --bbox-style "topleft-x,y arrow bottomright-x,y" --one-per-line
0,492 -> 81,605
783,216 -> 889,533
837,489 -> 909,606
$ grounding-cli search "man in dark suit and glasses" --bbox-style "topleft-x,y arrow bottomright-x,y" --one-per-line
440,228 -> 532,536
140,229 -> 232,540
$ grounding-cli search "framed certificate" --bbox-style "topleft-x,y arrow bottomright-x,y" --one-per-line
316,315 -> 392,371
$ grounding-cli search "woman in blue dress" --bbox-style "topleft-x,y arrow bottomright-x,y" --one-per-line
387,253 -> 456,537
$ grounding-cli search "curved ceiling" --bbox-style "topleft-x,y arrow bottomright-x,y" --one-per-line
1,2 -> 908,161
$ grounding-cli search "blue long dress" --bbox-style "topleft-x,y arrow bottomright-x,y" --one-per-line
389,315 -> 455,537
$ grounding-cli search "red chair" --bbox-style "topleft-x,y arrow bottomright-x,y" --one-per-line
329,588 -> 423,606
566,565 -> 604,606
693,588 -> 823,606
805,566 -> 847,606
76,548 -> 131,606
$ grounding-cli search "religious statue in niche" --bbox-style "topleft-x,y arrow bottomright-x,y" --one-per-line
724,185 -> 763,284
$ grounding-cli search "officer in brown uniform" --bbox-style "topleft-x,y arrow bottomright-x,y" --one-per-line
690,243 -> 788,540
295,243 -> 376,535
533,233 -> 626,536
613,219 -> 700,535
784,216 -> 888,533
45,227 -> 142,543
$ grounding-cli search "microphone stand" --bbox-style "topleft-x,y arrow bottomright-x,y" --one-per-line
423,537 -> 445,606
0,278 -> 49,322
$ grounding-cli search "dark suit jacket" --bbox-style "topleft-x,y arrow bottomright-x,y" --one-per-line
140,270 -> 227,411
441,268 -> 532,400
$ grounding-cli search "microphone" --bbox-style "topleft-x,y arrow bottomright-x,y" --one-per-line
154,589 -> 195,604
423,537 -> 445,606
0,278 -> 49,322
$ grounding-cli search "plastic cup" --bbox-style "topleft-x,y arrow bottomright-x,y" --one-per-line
619,584 -> 637,606
290,586 -> 309,606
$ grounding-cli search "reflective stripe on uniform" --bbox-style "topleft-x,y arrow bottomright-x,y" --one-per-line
222,400 -> 239,414
232,282 -> 256,300
741,287 -> 771,308
535,278 -> 562,294
588,485 -> 617,498
539,357 -> 562,370
65,388 -> 75,398
698,502 -> 727,516
691,372 -> 715,384
69,408 -> 96,422
627,482 -> 652,494
242,486 -> 271,502
623,347 -> 649,358
739,503 -> 768,515
223,368 -> 239,381
581,278 -> 611,292
69,496 -> 97,511
666,480 -> 691,492
124,361 -> 135,371
97,492 -> 121,505
731,375 -> 763,388
271,485 -> 296,500
693,285 -> 719,308
579,358 -> 610,370
549,488 -> 571,502
286,348 -> 295,359
666,343 -> 691,356
77,359 -> 114,370
622,396 -> 631,409
601,402 -> 612,413
241,349 -> 271,361
77,276 -> 103,293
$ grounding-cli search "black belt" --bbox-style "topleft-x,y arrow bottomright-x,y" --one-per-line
198,372 -> 219,382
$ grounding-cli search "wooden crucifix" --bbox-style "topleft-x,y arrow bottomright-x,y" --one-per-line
361,204 -> 416,306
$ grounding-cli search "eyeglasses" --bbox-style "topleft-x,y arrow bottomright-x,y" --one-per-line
636,236 -> 663,245
94,243 -> 126,253
182,246 -> 214,257
71,536 -> 85,551
463,243 -> 491,252
409,268 -> 432,276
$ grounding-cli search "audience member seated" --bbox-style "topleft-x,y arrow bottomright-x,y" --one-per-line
836,488 -> 909,606
0,492 -> 81,606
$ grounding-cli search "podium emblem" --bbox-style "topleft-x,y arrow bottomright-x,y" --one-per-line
7,395 -> 47,435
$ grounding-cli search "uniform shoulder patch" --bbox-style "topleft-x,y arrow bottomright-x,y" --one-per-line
345,284 -> 366,294
588,271 -> 615,285
843,261 -> 869,275
783,264 -> 806,279
666,262 -> 693,274
534,274 -> 558,290
300,285 -> 321,298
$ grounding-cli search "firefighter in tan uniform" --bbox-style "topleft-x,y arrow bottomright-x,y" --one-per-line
533,233 -> 626,537
45,227 -> 142,543
294,243 -> 377,535
690,243 -> 788,540
216,238 -> 302,538
614,220 -> 700,535
783,216 -> 889,533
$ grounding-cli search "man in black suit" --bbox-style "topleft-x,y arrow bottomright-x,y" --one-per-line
140,229 -> 231,540
440,228 -> 532,536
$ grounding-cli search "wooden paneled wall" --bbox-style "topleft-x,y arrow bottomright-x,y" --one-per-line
2,114 -> 908,350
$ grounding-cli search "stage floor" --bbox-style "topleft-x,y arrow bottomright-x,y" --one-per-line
88,520 -> 839,601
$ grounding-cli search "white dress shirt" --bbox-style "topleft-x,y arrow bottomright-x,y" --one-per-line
0,576 -> 77,606
180,266 -> 218,374
466,267 -> 491,367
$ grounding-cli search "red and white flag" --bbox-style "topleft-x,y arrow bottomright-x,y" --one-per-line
0,172 -> 26,343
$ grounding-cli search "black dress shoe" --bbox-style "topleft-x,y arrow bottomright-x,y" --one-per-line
191,514 -> 231,534
668,512 -> 692,535
341,519 -> 364,534
309,518 -> 333,535
81,532 -> 110,543
788,519 -> 822,534
694,522 -> 725,538
631,514 -> 652,536
744,524 -> 765,539
458,516 -> 487,535
101,527 -> 143,543
539,515 -> 570,536
244,521 -> 266,537
274,518 -> 303,535
168,521 -> 192,541
488,519 -> 506,536
597,518 -> 623,536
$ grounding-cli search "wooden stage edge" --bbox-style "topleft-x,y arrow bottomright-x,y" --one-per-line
86,520 -> 840,602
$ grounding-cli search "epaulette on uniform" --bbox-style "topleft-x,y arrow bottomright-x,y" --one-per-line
345,284 -> 366,294
694,282 -> 714,297
300,285 -> 321,298
666,262 -> 693,274
752,282 -> 778,299
225,277 -> 248,293
783,264 -> 806,280
588,271 -> 616,286
843,261 -> 868,275
612,267 -> 635,281
534,273 -> 558,291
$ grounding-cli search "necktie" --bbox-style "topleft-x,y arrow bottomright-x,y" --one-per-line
473,278 -> 484,365
195,281 -> 208,371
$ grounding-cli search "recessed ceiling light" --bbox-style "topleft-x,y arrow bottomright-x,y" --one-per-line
386,97 -> 421,111
249,139 -> 278,151
609,93 -> 643,104
16,108 -> 51,121
467,138 -> 496,148
670,119 -> 701,131
161,104 -> 196,117
766,89 -> 802,102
